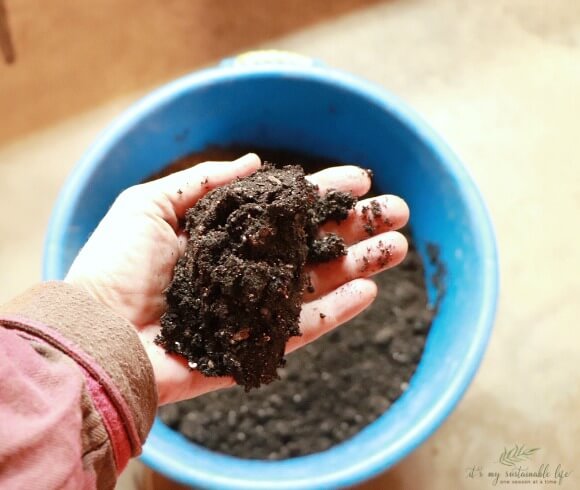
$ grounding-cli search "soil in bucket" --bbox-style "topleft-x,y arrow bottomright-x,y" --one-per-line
153,147 -> 445,460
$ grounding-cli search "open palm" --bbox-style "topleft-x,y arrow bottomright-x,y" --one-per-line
66,154 -> 409,404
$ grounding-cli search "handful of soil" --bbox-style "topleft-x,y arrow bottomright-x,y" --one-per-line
156,164 -> 356,390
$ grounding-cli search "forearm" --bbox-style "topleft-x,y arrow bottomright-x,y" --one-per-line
0,282 -> 158,490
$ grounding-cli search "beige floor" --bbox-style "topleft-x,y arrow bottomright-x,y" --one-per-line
1,1 -> 579,489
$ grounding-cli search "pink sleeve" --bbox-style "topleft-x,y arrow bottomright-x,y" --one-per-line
0,282 -> 157,490
0,326 -> 95,489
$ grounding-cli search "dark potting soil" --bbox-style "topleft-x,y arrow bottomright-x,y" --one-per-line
156,164 -> 356,389
155,147 -> 443,460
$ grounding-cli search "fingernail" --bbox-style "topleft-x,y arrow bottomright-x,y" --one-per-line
234,153 -> 260,165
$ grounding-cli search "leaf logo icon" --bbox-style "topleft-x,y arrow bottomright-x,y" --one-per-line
499,445 -> 540,466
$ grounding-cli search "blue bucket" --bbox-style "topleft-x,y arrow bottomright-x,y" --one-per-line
43,51 -> 498,489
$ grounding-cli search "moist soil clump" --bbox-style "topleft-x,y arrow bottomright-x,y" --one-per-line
154,147 -> 443,460
156,164 -> 355,390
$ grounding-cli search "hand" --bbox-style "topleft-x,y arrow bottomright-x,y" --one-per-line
66,153 -> 409,404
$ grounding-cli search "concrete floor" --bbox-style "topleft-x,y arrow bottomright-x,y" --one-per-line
1,1 -> 579,489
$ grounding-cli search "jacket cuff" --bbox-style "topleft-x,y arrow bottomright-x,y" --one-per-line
0,282 -> 158,464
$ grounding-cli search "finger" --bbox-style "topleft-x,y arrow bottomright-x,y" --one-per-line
144,153 -> 261,228
140,326 -> 234,405
306,165 -> 371,197
319,195 -> 409,245
286,279 -> 377,353
305,231 -> 408,301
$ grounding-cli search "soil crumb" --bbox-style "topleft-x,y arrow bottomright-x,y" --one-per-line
156,164 -> 356,390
